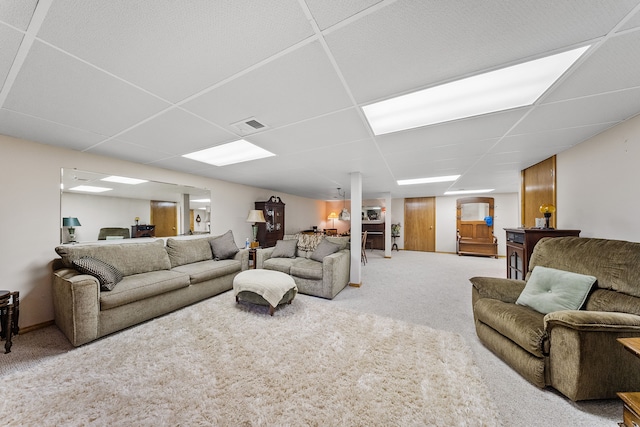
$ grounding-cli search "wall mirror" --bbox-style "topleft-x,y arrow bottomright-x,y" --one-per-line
60,168 -> 211,244
460,202 -> 490,221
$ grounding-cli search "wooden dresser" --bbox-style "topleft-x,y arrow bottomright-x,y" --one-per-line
255,196 -> 285,248
505,228 -> 581,279
131,224 -> 155,238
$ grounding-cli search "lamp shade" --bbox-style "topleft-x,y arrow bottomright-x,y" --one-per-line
63,217 -> 81,227
246,210 -> 266,223
539,204 -> 556,214
327,212 -> 339,220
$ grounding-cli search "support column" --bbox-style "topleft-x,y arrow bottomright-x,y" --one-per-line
349,172 -> 362,287
182,194 -> 191,235
384,192 -> 392,258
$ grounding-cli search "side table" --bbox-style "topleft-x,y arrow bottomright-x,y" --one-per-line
248,248 -> 258,269
391,235 -> 399,251
618,337 -> 640,426
0,290 -> 19,354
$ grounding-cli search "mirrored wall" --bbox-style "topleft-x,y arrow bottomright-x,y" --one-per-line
60,168 -> 211,243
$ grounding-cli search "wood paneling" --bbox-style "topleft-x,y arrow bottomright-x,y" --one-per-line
404,197 -> 435,252
522,156 -> 556,228
151,200 -> 177,237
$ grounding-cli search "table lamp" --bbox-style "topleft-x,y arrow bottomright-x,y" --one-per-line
539,204 -> 556,229
327,211 -> 338,228
63,217 -> 81,243
246,210 -> 266,244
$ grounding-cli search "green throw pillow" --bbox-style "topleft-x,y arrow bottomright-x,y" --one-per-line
516,266 -> 596,314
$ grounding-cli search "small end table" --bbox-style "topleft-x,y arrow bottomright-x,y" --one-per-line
391,235 -> 399,251
0,290 -> 19,354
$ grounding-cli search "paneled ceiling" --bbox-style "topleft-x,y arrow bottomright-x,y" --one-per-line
1,0 -> 640,200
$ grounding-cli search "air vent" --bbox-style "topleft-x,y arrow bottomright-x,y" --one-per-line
230,117 -> 269,135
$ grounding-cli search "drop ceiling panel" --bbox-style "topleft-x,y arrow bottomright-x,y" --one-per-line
326,0 -> 639,103
118,108 -> 235,155
36,0 -> 314,102
0,25 -> 23,89
305,0 -> 382,30
375,109 -> 526,154
620,8 -> 640,31
0,108 -> 106,151
513,88 -> 640,134
183,42 -> 352,131
250,108 -> 371,155
0,0 -> 38,30
545,30 -> 640,102
86,139 -> 176,165
4,41 -> 170,136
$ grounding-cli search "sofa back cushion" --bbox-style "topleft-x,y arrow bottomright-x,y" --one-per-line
55,240 -> 171,276
529,236 -> 640,298
165,237 -> 213,268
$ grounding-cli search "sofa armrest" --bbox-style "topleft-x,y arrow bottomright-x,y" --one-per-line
470,276 -> 525,304
52,268 -> 101,346
544,310 -> 640,332
321,249 -> 351,299
234,248 -> 250,271
255,247 -> 275,269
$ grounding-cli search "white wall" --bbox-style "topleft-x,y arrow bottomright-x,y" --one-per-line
557,113 -> 640,242
0,135 -> 324,328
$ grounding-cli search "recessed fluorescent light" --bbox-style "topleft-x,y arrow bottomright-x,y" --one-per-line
191,198 -> 210,203
363,45 -> 590,135
69,185 -> 112,193
397,175 -> 460,186
101,176 -> 148,185
444,189 -> 495,195
182,140 -> 275,166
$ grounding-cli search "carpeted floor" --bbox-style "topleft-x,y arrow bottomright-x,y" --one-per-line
1,250 -> 623,426
2,291 -> 499,426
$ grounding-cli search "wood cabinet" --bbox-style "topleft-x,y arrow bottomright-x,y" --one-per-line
618,338 -> 640,427
131,224 -> 155,238
255,196 -> 285,248
362,222 -> 385,250
505,228 -> 581,279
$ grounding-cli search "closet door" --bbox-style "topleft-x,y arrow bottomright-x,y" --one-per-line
404,197 -> 436,252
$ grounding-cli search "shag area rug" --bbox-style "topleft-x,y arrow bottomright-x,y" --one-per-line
2,292 -> 501,426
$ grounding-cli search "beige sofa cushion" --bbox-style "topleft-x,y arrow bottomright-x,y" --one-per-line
100,270 -> 190,310
165,237 -> 213,268
172,259 -> 241,284
56,240 -> 171,276
290,258 -> 323,280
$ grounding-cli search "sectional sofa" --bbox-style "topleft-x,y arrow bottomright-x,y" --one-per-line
53,232 -> 248,346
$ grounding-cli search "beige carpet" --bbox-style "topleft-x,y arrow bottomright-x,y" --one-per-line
2,292 -> 500,426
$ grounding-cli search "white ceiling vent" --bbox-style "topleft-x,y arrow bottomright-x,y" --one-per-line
230,117 -> 269,135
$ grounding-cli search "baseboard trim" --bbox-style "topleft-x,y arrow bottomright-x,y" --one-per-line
349,282 -> 362,288
19,320 -> 54,334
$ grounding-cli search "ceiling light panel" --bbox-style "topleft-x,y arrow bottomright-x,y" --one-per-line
101,176 -> 148,185
397,175 -> 460,186
36,0 -> 314,102
444,189 -> 494,195
182,140 -> 275,166
363,46 -> 590,135
69,185 -> 112,193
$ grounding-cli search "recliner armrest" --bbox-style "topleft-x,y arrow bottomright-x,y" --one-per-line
544,310 -> 640,332
470,276 -> 525,304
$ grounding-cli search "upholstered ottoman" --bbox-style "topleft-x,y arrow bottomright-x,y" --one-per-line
233,269 -> 297,315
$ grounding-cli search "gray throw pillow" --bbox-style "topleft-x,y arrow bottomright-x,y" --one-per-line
271,239 -> 298,258
72,256 -> 124,291
310,239 -> 341,262
516,266 -> 596,314
209,230 -> 239,260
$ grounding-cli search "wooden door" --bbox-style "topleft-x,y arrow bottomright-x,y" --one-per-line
404,197 -> 436,252
522,156 -> 556,228
151,201 -> 177,237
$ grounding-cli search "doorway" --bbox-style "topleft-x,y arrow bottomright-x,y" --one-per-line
404,197 -> 436,252
151,201 -> 178,237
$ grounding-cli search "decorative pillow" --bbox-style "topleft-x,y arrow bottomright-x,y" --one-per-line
297,233 -> 324,252
310,239 -> 341,262
209,230 -> 239,260
271,239 -> 298,258
516,266 -> 597,314
72,256 -> 124,291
